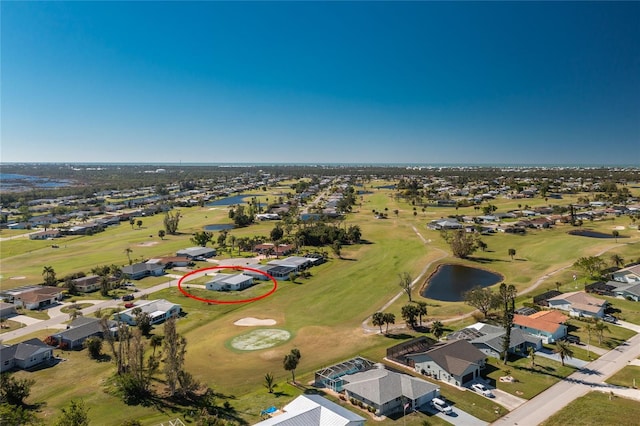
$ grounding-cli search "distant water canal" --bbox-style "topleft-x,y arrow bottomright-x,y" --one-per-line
421,264 -> 503,302
207,194 -> 260,206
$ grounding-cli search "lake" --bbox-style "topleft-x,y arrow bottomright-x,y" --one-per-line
204,224 -> 235,231
421,264 -> 503,302
207,194 -> 260,206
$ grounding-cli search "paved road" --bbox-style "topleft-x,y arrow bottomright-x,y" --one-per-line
492,329 -> 640,425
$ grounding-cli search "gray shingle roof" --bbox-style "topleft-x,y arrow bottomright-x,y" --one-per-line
407,339 -> 486,376
342,367 -> 438,405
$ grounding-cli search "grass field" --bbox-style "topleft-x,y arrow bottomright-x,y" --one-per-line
605,365 -> 640,388
3,182 -> 640,425
542,391 -> 640,426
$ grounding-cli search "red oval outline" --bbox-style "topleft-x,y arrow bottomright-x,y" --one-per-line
177,265 -> 277,304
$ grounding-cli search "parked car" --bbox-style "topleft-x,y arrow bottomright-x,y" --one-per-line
471,383 -> 494,398
603,315 -> 617,324
565,335 -> 580,344
122,294 -> 134,301
430,397 -> 453,415
124,303 -> 135,309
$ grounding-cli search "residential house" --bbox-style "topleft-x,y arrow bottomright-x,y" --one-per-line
268,256 -> 317,272
405,339 -> 486,386
611,264 -> 640,284
146,256 -> 192,268
427,219 -> 463,230
0,302 -> 17,318
49,317 -> 117,350
1,338 -> 54,372
342,365 -> 440,416
607,281 -> 640,302
513,310 -> 569,343
254,394 -> 365,426
253,243 -> 293,257
206,273 -> 254,291
448,323 -> 542,359
29,229 -> 61,240
547,291 -> 607,318
176,247 -> 217,259
14,287 -> 64,310
71,275 -> 101,293
114,299 -> 181,326
121,262 -> 165,280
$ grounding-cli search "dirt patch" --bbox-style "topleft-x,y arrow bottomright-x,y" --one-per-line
234,317 -> 277,326
230,329 -> 291,351
137,241 -> 159,247
10,276 -> 26,280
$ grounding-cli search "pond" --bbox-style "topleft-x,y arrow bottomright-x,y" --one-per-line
204,224 -> 235,231
421,264 -> 503,302
568,230 -> 625,239
207,193 -> 260,206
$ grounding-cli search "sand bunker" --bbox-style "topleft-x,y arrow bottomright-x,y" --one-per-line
230,329 -> 291,351
234,317 -> 277,326
612,226 -> 625,230
10,276 -> 26,280
137,241 -> 159,247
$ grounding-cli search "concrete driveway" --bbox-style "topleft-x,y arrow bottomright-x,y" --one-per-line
422,404 -> 489,426
536,347 -> 589,368
7,314 -> 42,326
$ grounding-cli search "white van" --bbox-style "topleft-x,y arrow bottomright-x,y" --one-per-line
431,397 -> 453,415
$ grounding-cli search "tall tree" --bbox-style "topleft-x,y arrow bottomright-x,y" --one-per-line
440,229 -> 480,258
431,321 -> 444,340
398,272 -> 413,302
372,312 -> 385,333
554,340 -> 574,366
158,229 -> 166,240
499,283 -> 517,363
124,248 -> 133,265
527,346 -> 536,368
191,231 -> 213,247
612,230 -> 619,243
163,317 -> 187,397
610,254 -> 624,268
54,399 -> 89,426
401,304 -> 420,329
84,337 -> 103,360
42,265 -> 57,286
416,301 -> 428,326
163,211 -> 181,234
382,312 -> 395,334
283,349 -> 301,383
0,374 -> 34,406
573,256 -> 606,279
464,286 -> 500,318
136,220 -> 143,229
508,248 -> 516,260
594,320 -> 610,345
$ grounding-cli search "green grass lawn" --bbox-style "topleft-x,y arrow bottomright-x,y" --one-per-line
542,391 -> 640,426
566,320 -> 637,350
484,355 -> 576,400
605,365 -> 640,388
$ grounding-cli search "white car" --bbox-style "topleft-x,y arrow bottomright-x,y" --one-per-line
471,383 -> 494,398
430,397 -> 453,415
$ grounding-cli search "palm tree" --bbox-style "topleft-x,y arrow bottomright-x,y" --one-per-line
431,321 -> 444,340
42,266 -> 57,286
158,230 -> 166,240
150,335 -> 163,357
508,248 -> 516,260
612,230 -> 619,243
416,302 -> 427,327
584,322 -> 594,358
264,372 -> 277,393
283,349 -> 301,383
124,248 -> 133,265
527,346 -> 536,367
554,340 -> 574,366
594,320 -> 610,345
382,312 -> 395,334
372,312 -> 385,333
610,254 -> 624,268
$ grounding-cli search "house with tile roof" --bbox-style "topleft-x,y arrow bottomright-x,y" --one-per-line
13,286 -> 64,310
254,394 -> 365,426
513,310 -> 569,343
341,364 -> 440,416
405,339 -> 486,387
0,338 -> 54,372
547,291 -> 606,318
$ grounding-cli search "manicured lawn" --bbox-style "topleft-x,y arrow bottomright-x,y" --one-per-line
595,295 -> 640,325
0,319 -> 24,334
543,391 -> 640,426
605,365 -> 640,388
484,355 -> 576,400
566,319 -> 637,350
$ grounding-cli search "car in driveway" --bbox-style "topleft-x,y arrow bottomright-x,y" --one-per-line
603,315 -> 617,324
471,383 -> 494,398
122,294 -> 134,301
430,397 -> 453,415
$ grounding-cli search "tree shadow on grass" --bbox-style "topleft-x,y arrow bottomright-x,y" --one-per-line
384,333 -> 415,340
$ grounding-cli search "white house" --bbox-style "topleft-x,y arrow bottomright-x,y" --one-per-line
205,273 -> 254,291
114,299 -> 181,325
611,264 -> 640,284
513,310 -> 569,344
254,394 -> 365,426
547,291 -> 606,318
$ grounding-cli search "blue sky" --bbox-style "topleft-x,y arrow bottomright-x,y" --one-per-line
2,1 -> 639,165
